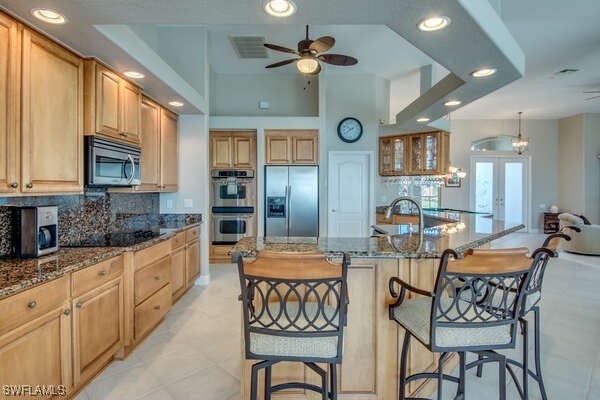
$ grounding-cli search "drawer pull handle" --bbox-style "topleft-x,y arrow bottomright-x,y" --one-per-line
64,309 -> 71,316
154,305 -> 161,310
27,300 -> 37,309
154,276 -> 160,280
99,270 -> 108,276
76,302 -> 83,308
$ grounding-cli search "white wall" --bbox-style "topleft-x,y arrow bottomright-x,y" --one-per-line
443,119 -> 559,230
584,114 -> 600,224
210,73 -> 319,116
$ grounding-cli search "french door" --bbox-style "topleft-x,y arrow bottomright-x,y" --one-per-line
470,155 -> 530,230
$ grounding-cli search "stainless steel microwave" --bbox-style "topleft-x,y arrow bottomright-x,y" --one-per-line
85,136 -> 141,187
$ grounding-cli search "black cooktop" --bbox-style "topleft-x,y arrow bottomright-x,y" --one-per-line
65,230 -> 165,247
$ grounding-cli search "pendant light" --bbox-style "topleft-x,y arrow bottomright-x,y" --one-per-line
512,111 -> 529,155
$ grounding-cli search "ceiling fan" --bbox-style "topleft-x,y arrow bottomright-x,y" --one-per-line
584,90 -> 600,101
264,25 -> 358,75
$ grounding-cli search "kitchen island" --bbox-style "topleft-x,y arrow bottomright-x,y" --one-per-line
232,212 -> 525,400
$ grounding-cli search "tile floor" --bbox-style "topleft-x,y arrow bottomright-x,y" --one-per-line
76,233 -> 600,400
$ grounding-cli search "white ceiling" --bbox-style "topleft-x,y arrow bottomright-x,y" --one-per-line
1,0 -> 597,119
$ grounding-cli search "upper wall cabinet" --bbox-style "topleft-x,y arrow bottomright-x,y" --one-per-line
137,96 -> 178,192
210,131 -> 256,169
264,130 -> 318,165
21,28 -> 84,193
84,59 -> 141,145
379,131 -> 449,176
0,13 -> 19,194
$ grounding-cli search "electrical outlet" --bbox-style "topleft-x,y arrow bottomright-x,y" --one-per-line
166,199 -> 174,209
184,199 -> 193,208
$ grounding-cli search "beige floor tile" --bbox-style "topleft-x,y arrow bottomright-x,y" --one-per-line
165,367 -> 239,400
145,347 -> 216,386
136,388 -> 175,400
86,365 -> 162,400
72,388 -> 89,400
95,352 -> 145,380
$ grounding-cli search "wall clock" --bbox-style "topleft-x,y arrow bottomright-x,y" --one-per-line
337,117 -> 363,143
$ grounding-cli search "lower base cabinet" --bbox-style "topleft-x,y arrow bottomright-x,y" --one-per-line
170,246 -> 186,300
134,284 -> 172,341
0,305 -> 73,397
186,240 -> 200,286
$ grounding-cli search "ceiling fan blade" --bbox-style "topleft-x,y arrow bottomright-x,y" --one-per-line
309,36 -> 335,53
265,58 -> 297,68
318,54 -> 358,66
264,43 -> 299,55
307,62 -> 321,75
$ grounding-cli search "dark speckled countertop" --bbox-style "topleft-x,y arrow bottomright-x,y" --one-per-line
0,222 -> 200,299
232,213 -> 524,259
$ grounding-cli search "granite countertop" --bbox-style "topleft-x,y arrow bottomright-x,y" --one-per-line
0,222 -> 200,299
232,213 -> 525,259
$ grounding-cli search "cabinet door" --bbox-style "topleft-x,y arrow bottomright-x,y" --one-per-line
422,132 -> 439,173
121,81 -> 141,144
379,138 -> 393,175
186,240 -> 200,286
21,29 -> 83,193
211,136 -> 233,168
409,135 -> 423,174
0,14 -> 19,194
292,135 -> 318,164
160,108 -> 178,192
0,305 -> 72,397
265,136 -> 291,164
72,278 -> 123,385
233,136 -> 254,168
138,97 -> 161,191
95,64 -> 121,138
170,247 -> 186,300
392,136 -> 407,174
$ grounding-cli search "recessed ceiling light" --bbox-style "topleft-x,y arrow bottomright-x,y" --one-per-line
471,68 -> 497,78
263,0 -> 297,17
31,8 -> 67,24
123,71 -> 145,79
444,100 -> 462,106
169,101 -> 184,107
417,117 -> 430,123
418,16 -> 451,32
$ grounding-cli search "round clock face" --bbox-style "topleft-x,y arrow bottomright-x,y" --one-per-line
337,117 -> 363,143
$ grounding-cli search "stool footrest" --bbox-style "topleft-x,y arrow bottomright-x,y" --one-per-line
406,372 -> 460,384
271,382 -> 325,394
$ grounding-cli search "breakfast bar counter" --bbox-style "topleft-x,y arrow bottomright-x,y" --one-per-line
233,213 -> 525,400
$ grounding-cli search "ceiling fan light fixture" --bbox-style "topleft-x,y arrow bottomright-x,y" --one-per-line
263,0 -> 297,17
471,67 -> 497,78
31,8 -> 68,24
297,56 -> 319,74
418,16 -> 451,31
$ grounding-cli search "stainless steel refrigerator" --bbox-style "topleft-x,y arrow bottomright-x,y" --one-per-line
265,166 -> 318,237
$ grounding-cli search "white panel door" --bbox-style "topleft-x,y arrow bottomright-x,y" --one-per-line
470,155 -> 529,231
328,151 -> 372,237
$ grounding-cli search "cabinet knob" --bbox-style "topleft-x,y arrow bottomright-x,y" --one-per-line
154,305 -> 161,310
76,302 -> 83,308
63,309 -> 71,316
120,132 -> 128,137
27,300 -> 37,309
154,275 -> 160,280
98,270 -> 108,276
26,183 -> 33,189
9,182 -> 18,189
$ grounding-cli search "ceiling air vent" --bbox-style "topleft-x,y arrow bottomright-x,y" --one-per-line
229,36 -> 268,59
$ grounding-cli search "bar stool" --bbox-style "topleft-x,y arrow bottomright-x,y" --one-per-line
471,233 -> 571,399
234,250 -> 349,400
388,247 -> 547,400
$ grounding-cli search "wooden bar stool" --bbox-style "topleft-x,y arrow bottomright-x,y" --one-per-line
234,250 -> 349,400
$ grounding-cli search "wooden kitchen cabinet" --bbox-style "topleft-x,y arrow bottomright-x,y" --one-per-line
265,130 -> 318,165
379,131 -> 449,176
0,13 -> 19,195
84,59 -> 142,145
186,239 -> 201,286
170,246 -> 186,301
21,28 -> 84,194
137,96 -> 178,192
210,131 -> 256,169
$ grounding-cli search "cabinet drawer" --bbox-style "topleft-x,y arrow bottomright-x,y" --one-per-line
134,240 -> 171,270
134,283 -> 171,340
134,256 -> 171,305
185,226 -> 200,242
72,256 -> 123,297
0,275 -> 69,334
171,231 -> 186,250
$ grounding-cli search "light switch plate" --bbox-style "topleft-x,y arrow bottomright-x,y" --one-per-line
184,199 -> 193,208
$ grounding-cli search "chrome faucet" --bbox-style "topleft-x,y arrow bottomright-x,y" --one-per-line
384,197 -> 424,230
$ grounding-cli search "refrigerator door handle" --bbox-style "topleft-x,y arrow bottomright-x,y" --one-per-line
286,184 -> 291,234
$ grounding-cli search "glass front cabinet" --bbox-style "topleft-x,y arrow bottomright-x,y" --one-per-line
378,131 -> 449,176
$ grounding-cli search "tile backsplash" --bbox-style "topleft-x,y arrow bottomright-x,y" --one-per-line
0,191 -> 200,257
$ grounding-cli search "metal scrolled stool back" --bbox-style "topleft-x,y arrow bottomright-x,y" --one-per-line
234,250 -> 349,400
388,246 -> 548,400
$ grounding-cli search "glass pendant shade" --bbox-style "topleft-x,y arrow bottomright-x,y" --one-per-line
297,56 -> 319,74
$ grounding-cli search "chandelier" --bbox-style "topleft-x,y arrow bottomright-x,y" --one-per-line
512,111 -> 529,155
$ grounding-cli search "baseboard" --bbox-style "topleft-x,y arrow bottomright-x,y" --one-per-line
194,274 -> 210,286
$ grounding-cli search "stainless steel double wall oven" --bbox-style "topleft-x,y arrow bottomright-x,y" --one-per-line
211,169 -> 255,244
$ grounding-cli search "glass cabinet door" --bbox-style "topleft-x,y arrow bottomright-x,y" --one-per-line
379,138 -> 393,175
424,133 -> 438,172
393,137 -> 406,173
410,135 -> 423,172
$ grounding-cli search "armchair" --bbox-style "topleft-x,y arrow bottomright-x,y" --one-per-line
558,213 -> 600,255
